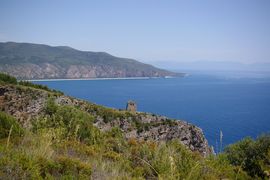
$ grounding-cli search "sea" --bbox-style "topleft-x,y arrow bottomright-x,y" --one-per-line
33,70 -> 270,151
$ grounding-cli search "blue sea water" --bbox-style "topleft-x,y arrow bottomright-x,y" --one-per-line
33,73 -> 270,149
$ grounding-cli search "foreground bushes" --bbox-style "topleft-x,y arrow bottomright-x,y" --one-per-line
33,98 -> 103,145
0,138 -> 92,179
0,111 -> 24,138
225,134 -> 270,179
0,130 -> 251,179
0,108 -> 252,179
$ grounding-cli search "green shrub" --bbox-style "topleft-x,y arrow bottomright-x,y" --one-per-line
103,151 -> 121,161
0,142 -> 91,179
85,103 -> 134,123
201,154 -> 250,180
55,140 -> 98,158
56,156 -> 92,177
0,72 -> 17,84
44,97 -> 58,116
0,111 -> 24,138
224,134 -> 270,178
103,128 -> 127,153
0,149 -> 41,179
18,81 -> 63,94
19,81 -> 50,91
34,99 -> 104,145
152,140 -> 199,179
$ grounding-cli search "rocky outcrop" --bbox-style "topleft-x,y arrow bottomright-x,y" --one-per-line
93,114 -> 212,156
0,85 -> 48,127
0,84 -> 213,156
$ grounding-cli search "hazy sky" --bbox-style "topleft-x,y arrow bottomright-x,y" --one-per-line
0,0 -> 270,64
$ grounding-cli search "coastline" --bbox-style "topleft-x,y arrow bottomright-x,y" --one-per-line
27,76 -> 156,82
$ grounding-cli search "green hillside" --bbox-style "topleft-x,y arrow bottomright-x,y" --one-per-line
0,42 -> 182,79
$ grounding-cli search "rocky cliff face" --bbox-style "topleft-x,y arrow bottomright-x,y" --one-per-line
0,84 -> 213,156
0,63 -> 177,79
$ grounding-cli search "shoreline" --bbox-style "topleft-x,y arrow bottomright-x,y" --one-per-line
27,76 -> 161,82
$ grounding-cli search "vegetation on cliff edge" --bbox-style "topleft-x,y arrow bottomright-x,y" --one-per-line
0,72 -> 63,94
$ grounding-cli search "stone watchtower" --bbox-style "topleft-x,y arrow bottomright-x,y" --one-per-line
126,100 -> 137,112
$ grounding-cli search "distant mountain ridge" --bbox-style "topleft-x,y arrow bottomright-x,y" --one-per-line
0,42 -> 182,79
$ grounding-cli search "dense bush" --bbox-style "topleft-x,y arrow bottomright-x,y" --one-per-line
0,72 -> 17,84
33,99 -> 103,145
224,134 -> 270,178
19,80 -> 50,91
0,72 -> 63,94
19,80 -> 63,94
0,72 -> 63,95
44,97 -> 58,115
85,103 -> 134,123
0,111 -> 24,138
0,140 -> 92,179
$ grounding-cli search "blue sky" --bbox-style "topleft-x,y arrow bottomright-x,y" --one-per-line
0,0 -> 269,64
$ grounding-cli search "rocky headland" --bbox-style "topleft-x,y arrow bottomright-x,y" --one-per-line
0,82 -> 212,156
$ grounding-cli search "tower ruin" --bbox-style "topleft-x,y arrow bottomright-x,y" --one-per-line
126,100 -> 137,112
